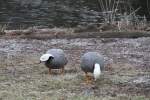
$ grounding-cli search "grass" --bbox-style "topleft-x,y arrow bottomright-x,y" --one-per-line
0,24 -> 8,35
0,38 -> 149,100
0,62 -> 149,100
97,0 -> 147,32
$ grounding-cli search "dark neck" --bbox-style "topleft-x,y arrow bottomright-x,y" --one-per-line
45,59 -> 52,68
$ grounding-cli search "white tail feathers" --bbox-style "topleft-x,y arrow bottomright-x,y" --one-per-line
93,63 -> 101,81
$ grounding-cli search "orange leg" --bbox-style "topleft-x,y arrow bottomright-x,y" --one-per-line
61,67 -> 65,75
49,68 -> 51,75
85,72 -> 92,84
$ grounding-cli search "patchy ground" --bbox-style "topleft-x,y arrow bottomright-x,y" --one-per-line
0,37 -> 150,100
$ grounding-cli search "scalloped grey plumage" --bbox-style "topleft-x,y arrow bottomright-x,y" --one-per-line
44,49 -> 68,69
81,52 -> 104,73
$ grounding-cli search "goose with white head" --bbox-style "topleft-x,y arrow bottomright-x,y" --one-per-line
40,49 -> 68,75
81,52 -> 104,83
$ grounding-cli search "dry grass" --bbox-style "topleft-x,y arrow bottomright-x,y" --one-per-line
0,62 -> 149,100
0,38 -> 150,100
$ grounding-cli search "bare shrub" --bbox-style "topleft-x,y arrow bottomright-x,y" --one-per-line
0,24 -> 8,35
98,0 -> 148,31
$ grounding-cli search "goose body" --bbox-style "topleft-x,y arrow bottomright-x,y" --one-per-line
40,49 -> 68,74
81,52 -> 104,81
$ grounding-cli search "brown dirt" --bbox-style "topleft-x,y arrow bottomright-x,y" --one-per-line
2,28 -> 150,39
